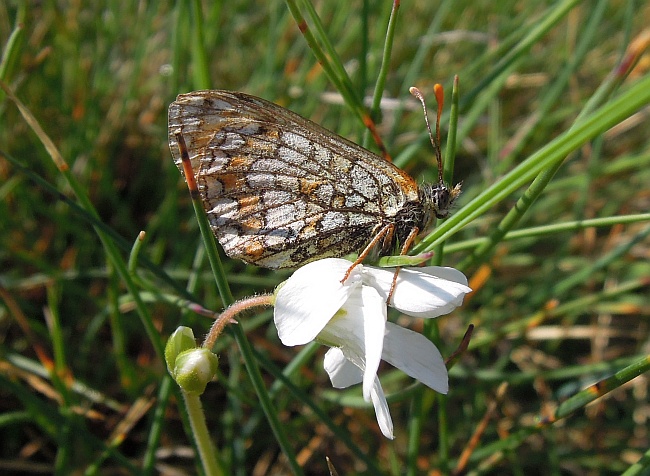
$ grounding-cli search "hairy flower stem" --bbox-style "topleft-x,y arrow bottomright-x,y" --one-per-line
202,294 -> 274,349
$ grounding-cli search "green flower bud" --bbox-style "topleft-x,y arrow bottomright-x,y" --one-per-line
173,348 -> 219,395
165,326 -> 197,376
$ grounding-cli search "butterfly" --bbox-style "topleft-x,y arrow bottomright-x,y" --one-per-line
168,90 -> 461,271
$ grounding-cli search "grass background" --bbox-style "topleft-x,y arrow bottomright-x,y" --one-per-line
1,0 -> 650,474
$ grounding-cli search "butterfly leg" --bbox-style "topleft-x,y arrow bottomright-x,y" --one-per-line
340,223 -> 394,284
386,226 -> 420,304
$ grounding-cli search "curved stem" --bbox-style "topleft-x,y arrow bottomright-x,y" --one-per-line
202,294 -> 274,350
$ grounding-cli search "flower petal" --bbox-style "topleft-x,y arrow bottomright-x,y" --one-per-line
274,258 -> 360,345
359,285 -> 386,401
323,349 -> 394,439
369,376 -> 394,439
318,285 -> 386,401
364,266 -> 471,318
323,347 -> 362,388
381,322 -> 448,394
317,286 -> 386,401
316,286 -> 365,351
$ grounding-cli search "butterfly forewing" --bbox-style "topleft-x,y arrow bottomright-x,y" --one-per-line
168,90 -> 422,269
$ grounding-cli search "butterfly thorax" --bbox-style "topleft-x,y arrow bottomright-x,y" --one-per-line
419,181 -> 462,222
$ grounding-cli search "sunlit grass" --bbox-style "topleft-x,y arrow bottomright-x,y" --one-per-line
1,1 -> 649,474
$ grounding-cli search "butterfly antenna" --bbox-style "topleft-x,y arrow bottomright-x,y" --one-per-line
409,86 -> 444,185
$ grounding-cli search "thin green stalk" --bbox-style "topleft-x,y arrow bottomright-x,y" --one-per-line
621,446 -> 650,476
443,76 -> 460,189
393,56 -> 519,171
189,0 -> 211,90
443,214 -> 650,253
545,355 -> 650,423
401,0 -> 448,85
432,75 -> 460,267
141,377 -> 175,475
68,174 -> 165,354
45,284 -> 74,475
408,0 -> 582,163
406,396 -> 424,476
456,56 -> 521,152
243,342 -> 321,436
187,187 -> 233,307
128,231 -> 146,274
182,392 -> 224,476
284,0 -> 365,124
240,342 -> 332,471
106,259 -> 133,386
414,74 -> 650,253
0,14 -> 25,89
392,0 -> 452,139
299,0 -> 357,95
363,0 -> 400,149
451,355 -> 647,387
437,394 -> 449,472
359,0 -> 369,97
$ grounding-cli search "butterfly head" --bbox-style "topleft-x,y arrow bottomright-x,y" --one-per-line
420,181 -> 462,226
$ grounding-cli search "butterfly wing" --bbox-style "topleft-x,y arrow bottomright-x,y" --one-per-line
168,90 -> 420,269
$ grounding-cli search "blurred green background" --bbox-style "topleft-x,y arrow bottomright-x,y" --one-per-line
1,1 -> 649,474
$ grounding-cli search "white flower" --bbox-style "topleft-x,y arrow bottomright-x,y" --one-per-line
273,258 -> 471,439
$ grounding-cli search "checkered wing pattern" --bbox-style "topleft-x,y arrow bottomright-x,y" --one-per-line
169,90 -> 420,269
